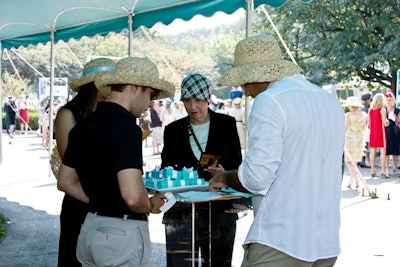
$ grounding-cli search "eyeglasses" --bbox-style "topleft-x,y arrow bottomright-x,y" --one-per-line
150,88 -> 160,100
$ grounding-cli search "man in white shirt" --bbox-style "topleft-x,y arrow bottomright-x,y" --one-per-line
209,35 -> 345,267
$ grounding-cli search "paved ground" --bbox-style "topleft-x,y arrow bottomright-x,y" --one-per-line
0,132 -> 400,266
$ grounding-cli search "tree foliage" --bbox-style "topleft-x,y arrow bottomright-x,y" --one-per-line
1,71 -> 30,98
255,0 -> 400,91
2,3 -> 399,103
1,25 -> 243,101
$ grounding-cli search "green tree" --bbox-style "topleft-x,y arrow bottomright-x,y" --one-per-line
1,71 -> 30,98
1,18 -> 245,101
255,0 -> 400,91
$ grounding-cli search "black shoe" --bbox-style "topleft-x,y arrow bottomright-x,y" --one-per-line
358,162 -> 371,168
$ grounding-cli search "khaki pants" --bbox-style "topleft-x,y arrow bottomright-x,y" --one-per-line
77,212 -> 151,267
241,243 -> 337,267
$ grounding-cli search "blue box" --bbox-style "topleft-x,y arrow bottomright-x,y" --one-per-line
151,169 -> 160,178
163,169 -> 173,178
181,171 -> 189,179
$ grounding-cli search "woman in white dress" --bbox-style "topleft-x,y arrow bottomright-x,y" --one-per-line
229,97 -> 246,148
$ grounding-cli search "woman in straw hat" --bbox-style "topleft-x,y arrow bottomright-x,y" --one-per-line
209,35 -> 345,267
344,96 -> 367,188
54,57 -> 115,267
58,57 -> 173,267
161,73 -> 242,267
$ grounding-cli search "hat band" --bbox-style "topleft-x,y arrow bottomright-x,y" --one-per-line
83,66 -> 115,76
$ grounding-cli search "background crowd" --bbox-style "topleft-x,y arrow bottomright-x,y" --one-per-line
3,95 -> 30,138
345,91 -> 400,190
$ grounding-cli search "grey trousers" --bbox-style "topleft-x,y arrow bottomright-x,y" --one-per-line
241,243 -> 337,267
77,212 -> 151,267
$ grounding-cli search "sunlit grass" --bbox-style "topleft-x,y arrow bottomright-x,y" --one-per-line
0,213 -> 7,240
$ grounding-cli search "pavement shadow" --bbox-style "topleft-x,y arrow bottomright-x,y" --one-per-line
33,182 -> 57,189
26,144 -> 43,152
365,177 -> 393,186
0,196 -> 167,267
341,189 -> 360,199
0,197 -> 59,267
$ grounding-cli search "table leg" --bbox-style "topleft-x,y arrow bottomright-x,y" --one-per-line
192,202 -> 195,267
209,201 -> 211,267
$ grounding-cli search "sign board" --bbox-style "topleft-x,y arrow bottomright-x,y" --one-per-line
38,77 -> 69,104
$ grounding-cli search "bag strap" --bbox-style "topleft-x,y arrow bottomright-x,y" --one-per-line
187,124 -> 204,154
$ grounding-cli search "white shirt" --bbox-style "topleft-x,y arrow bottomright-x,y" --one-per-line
238,74 -> 345,261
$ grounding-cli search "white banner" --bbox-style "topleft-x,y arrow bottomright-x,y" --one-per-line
39,77 -> 68,103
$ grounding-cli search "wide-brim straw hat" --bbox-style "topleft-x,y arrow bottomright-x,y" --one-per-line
217,35 -> 303,87
95,57 -> 175,100
345,96 -> 362,107
69,58 -> 116,93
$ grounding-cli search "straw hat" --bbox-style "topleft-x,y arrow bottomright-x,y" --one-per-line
217,35 -> 303,87
95,57 -> 174,100
345,96 -> 362,107
69,58 -> 116,92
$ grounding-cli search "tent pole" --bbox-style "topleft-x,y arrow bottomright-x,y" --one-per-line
128,13 -> 134,57
10,48 -> 50,79
0,42 -> 3,164
246,0 -> 253,38
260,6 -> 299,66
244,0 -> 254,154
4,50 -> 27,89
48,29 -> 55,177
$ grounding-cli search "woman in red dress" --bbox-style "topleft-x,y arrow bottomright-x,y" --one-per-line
368,93 -> 389,178
18,96 -> 29,134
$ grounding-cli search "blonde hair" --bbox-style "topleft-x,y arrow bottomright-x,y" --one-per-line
371,93 -> 385,110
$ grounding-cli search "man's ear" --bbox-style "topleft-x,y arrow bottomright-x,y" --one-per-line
129,84 -> 140,95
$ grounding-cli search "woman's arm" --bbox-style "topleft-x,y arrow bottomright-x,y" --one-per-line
55,108 -> 76,158
345,113 -> 350,132
57,164 -> 89,203
381,107 -> 389,127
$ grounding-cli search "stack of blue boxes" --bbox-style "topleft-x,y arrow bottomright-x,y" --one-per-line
144,167 -> 207,189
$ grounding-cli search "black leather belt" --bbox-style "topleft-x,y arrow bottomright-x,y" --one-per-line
90,210 -> 148,221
